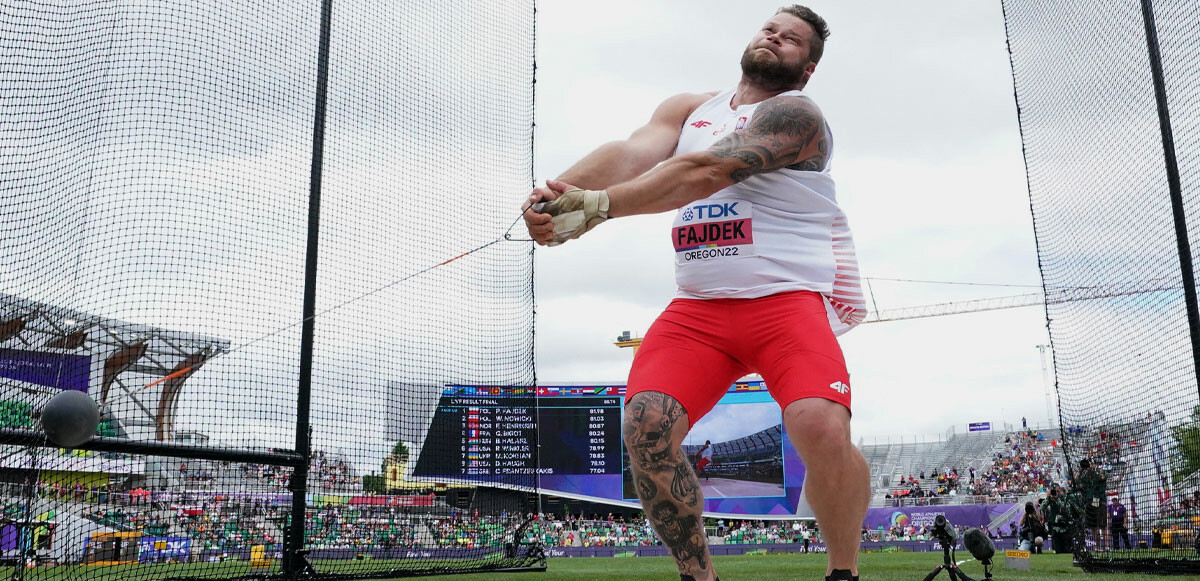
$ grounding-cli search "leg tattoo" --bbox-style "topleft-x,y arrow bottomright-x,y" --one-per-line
623,393 -> 712,577
650,501 -> 708,570
635,470 -> 658,499
623,392 -> 685,471
670,462 -> 700,507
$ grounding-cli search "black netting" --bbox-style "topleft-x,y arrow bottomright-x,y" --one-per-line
1004,0 -> 1200,571
0,0 -> 536,578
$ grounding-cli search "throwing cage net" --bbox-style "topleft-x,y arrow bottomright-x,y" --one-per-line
0,0 -> 538,579
1004,0 -> 1200,573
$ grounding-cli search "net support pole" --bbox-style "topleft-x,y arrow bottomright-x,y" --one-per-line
285,0 -> 334,577
1139,0 -> 1200,403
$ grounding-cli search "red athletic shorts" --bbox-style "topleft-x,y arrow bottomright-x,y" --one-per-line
697,458 -> 711,471
625,290 -> 850,427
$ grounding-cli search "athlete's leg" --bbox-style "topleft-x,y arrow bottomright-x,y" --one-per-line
623,299 -> 745,581
623,392 -> 711,579
783,398 -> 869,576
732,291 -> 867,577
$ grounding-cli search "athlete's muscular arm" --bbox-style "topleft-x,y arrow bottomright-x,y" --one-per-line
606,95 -> 828,218
553,93 -> 709,189
523,93 -> 708,240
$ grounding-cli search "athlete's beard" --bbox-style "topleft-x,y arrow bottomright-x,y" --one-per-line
739,46 -> 807,89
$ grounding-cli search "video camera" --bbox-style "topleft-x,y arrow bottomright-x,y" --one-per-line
932,514 -> 958,548
922,515 -> 995,581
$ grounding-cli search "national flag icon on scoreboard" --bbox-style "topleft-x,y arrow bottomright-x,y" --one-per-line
468,429 -> 479,438
467,453 -> 480,460
467,445 -> 480,453
468,460 -> 485,468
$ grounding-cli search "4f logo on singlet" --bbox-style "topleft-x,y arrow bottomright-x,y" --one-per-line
672,201 -> 754,263
706,116 -> 749,138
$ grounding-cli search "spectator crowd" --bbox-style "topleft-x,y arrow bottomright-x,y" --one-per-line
969,431 -> 1064,498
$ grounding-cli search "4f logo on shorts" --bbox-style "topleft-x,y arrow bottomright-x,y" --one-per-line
829,381 -> 850,395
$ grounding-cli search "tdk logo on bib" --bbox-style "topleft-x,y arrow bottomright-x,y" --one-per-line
683,203 -> 740,222
672,200 -> 754,263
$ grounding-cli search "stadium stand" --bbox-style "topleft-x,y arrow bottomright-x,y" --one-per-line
864,427 -> 1067,507
5,469 -> 851,553
140,449 -> 360,494
0,423 -> 1086,559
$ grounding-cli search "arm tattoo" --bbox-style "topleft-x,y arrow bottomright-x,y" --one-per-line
786,132 -> 828,172
709,96 -> 825,182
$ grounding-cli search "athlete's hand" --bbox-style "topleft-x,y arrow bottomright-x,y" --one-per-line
522,179 -> 570,246
523,179 -> 609,246
536,185 -> 610,246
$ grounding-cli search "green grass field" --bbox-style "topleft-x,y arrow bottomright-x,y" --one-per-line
422,553 -> 1200,581
6,553 -> 1200,580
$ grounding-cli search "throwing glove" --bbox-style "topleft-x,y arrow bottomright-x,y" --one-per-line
533,189 -> 610,246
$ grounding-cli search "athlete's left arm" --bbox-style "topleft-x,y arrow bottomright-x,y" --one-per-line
604,95 -> 828,218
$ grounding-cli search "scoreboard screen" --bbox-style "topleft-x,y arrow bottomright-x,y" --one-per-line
412,381 -> 810,517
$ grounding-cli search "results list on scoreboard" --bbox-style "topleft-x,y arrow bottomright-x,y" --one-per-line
429,386 -> 624,477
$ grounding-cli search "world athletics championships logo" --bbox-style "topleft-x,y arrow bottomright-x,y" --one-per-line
890,512 -> 910,528
682,208 -> 695,222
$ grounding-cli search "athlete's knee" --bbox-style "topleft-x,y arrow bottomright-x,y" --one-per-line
622,391 -> 689,470
783,398 -> 851,454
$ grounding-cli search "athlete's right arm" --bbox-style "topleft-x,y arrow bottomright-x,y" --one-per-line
558,93 -> 708,188
522,93 -> 709,241
526,93 -> 709,204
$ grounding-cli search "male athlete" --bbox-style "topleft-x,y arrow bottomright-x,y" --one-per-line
695,440 -> 713,481
524,6 -> 868,581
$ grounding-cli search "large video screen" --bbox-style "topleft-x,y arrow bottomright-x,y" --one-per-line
411,381 -> 809,518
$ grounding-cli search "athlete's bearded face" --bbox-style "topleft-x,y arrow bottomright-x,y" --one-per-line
740,14 -> 816,89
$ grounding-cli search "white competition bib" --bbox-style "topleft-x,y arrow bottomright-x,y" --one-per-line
672,200 -> 754,264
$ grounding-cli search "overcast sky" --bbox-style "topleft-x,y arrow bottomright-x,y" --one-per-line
531,0 -> 1056,443
0,0 -> 1062,466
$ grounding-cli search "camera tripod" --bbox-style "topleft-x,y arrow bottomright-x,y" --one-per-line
922,544 -> 978,581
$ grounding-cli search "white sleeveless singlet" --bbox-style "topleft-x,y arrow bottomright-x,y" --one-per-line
671,87 -> 866,335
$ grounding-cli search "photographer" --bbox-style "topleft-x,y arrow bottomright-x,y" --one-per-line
1074,458 -> 1108,550
1018,501 -> 1047,554
1044,485 -> 1074,553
